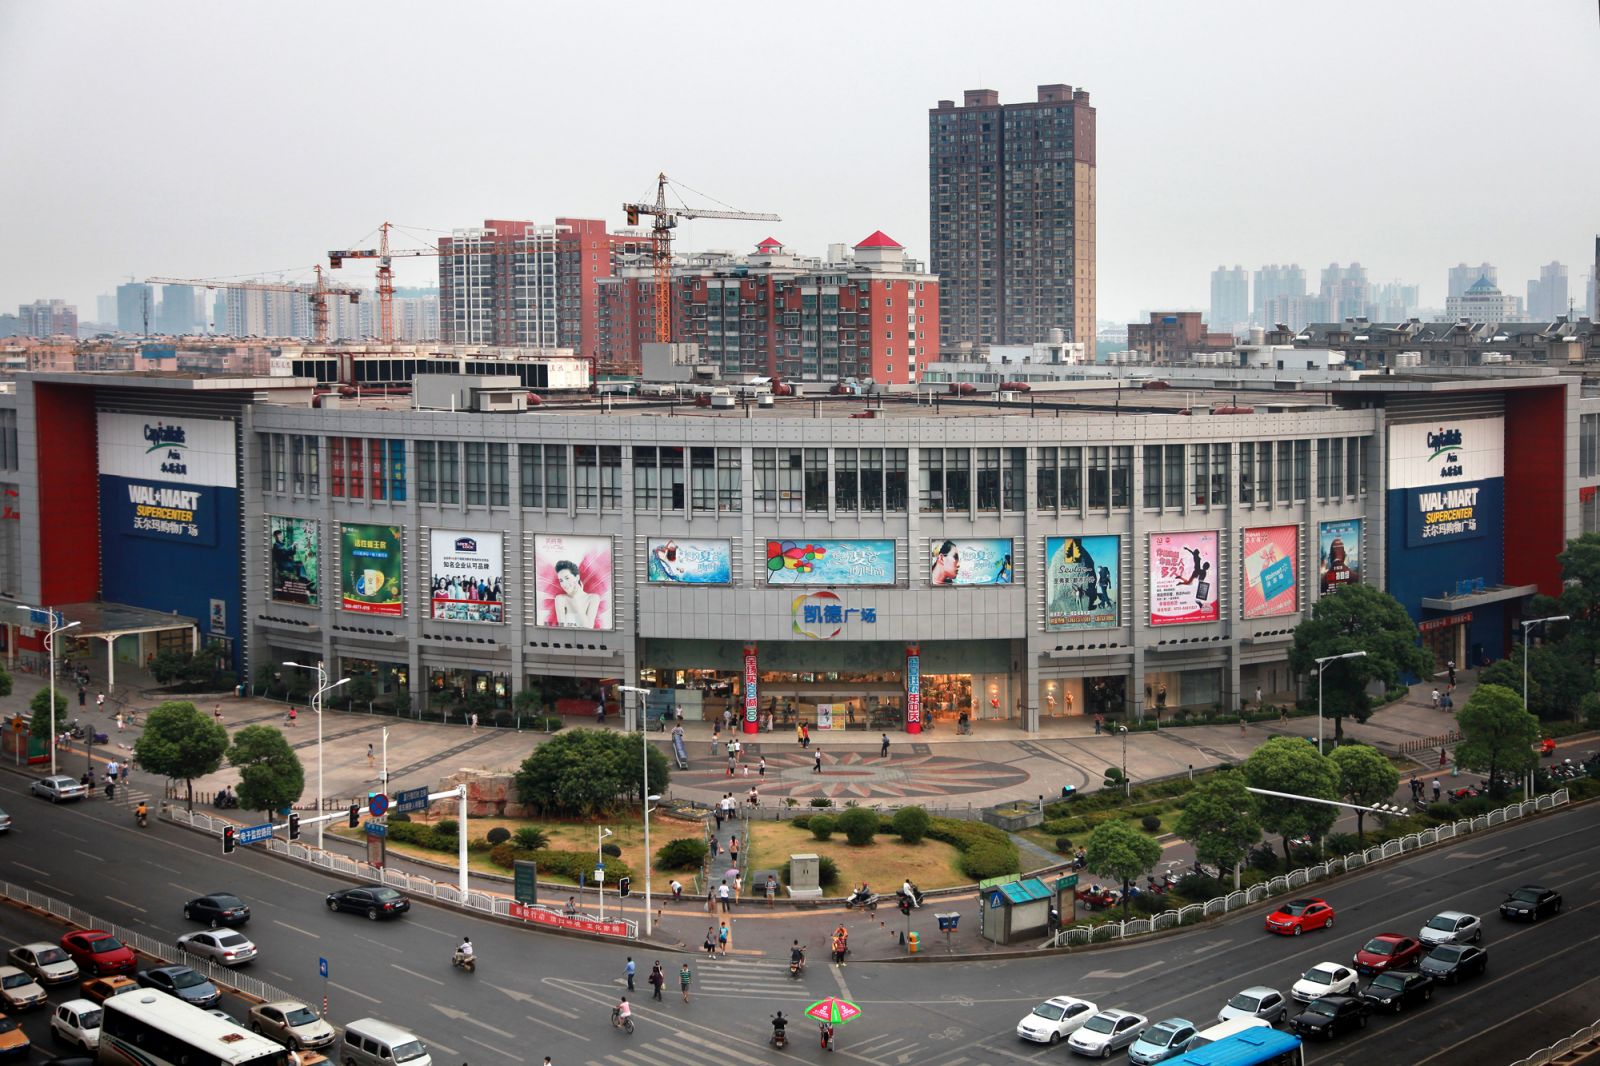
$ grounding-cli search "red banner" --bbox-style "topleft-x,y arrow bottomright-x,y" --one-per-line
509,902 -> 629,937
905,644 -> 921,735
743,645 -> 759,734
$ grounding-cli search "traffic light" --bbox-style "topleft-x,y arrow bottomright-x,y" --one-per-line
347,803 -> 360,828
899,896 -> 912,916
617,876 -> 631,898
222,825 -> 235,854
288,813 -> 301,841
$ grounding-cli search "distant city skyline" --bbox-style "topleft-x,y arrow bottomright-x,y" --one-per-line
2,1 -> 1597,330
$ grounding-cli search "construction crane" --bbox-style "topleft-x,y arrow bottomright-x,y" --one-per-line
145,268 -> 361,344
327,222 -> 439,345
624,173 -> 780,342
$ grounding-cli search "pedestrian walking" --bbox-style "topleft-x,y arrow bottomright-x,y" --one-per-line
214,702 -> 225,722
115,712 -> 124,732
1240,717 -> 1247,735
879,732 -> 890,758
714,804 -> 724,831
648,962 -> 664,1001
367,743 -> 375,767
747,785 -> 759,808
1432,777 -> 1442,802
710,834 -> 720,859
97,693 -> 105,712
1439,746 -> 1447,767
1093,713 -> 1103,735
1431,688 -> 1440,709
765,874 -> 778,905
670,879 -> 683,902
680,962 -> 693,1002
733,873 -> 743,903
287,706 -> 298,727
703,927 -> 716,958
595,699 -> 605,725
796,721 -> 805,746
729,835 -> 740,866
726,753 -> 736,776
105,780 -> 116,801
717,921 -> 730,956
718,881 -> 731,912
758,756 -> 766,778
470,712 -> 479,732
78,686 -> 86,708
107,759 -> 119,784
1447,659 -> 1457,686
623,956 -> 636,991
733,737 -> 743,763
813,748 -> 823,774
1279,705 -> 1288,723
1255,685 -> 1262,708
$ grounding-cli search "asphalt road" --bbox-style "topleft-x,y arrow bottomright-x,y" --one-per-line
1,771 -> 1597,1066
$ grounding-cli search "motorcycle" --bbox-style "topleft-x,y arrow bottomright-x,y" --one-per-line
213,791 -> 239,809
845,888 -> 879,910
788,956 -> 805,978
451,950 -> 476,973
896,886 -> 925,909
770,1017 -> 789,1049
135,806 -> 149,828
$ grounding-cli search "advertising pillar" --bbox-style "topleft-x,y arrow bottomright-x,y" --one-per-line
905,644 -> 922,735
742,644 -> 759,734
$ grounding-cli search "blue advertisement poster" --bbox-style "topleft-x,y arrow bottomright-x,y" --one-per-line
647,538 -> 733,584
930,537 -> 1015,586
1045,535 -> 1120,630
764,539 -> 896,586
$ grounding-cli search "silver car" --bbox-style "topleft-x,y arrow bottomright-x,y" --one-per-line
1067,1009 -> 1149,1058
1218,986 -> 1288,1025
7,942 -> 80,985
0,966 -> 47,1010
249,1001 -> 337,1050
177,930 -> 257,967
30,775 -> 87,802
1420,910 -> 1481,946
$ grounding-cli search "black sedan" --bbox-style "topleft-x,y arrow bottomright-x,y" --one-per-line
325,885 -> 409,920
1499,885 -> 1561,921
136,966 -> 221,1008
184,894 -> 251,927
1359,970 -> 1435,1013
1419,944 -> 1488,984
1289,995 -> 1369,1040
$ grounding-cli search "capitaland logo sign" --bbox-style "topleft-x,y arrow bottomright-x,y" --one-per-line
790,591 -> 878,640
143,422 -> 188,453
1427,425 -> 1465,479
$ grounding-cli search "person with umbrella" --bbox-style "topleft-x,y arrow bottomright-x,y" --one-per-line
805,997 -> 861,1051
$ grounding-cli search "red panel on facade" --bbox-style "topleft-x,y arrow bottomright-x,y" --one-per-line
1503,386 -> 1565,595
33,383 -> 99,603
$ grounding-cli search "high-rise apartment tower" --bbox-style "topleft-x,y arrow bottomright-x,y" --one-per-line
1209,265 -> 1248,334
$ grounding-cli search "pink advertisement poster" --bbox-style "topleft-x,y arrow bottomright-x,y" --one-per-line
1241,525 -> 1299,619
533,534 -> 613,631
1149,531 -> 1219,625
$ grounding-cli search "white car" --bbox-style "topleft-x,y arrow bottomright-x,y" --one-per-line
249,1001 -> 337,1050
1291,962 -> 1357,1003
1420,910 -> 1482,946
177,930 -> 257,966
1016,996 -> 1097,1044
1217,986 -> 1288,1025
51,999 -> 103,1051
1068,1009 -> 1149,1058
0,966 -> 47,1010
8,942 -> 80,986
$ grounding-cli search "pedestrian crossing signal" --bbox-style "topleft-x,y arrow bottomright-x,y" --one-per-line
289,813 -> 301,840
347,803 -> 359,828
618,876 -> 631,898
222,825 -> 235,854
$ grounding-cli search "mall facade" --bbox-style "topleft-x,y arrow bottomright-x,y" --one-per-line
0,369 -> 1587,732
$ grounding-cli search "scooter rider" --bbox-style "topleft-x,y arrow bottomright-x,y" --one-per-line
454,937 -> 474,964
900,879 -> 923,907
789,939 -> 807,972
135,802 -> 149,827
771,1011 -> 789,1046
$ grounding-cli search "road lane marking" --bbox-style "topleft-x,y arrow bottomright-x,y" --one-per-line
145,861 -> 181,874
391,963 -> 444,986
329,980 -> 381,1005
1447,845 -> 1508,860
272,920 -> 320,939
106,896 -> 147,913
519,1011 -> 591,1041
14,863 -> 50,878
353,934 -> 402,953
1084,959 -> 1163,979
74,849 -> 104,862
461,1036 -> 521,1062
168,883 -> 199,896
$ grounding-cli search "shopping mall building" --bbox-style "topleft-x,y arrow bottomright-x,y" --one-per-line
1,368 -> 1593,732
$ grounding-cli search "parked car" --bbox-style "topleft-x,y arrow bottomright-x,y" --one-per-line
1217,986 -> 1289,1025
325,886 -> 409,920
183,894 -> 251,927
136,967 -> 220,1008
0,968 -> 46,1011
1291,963 -> 1357,1003
1359,970 -> 1435,1013
29,777 -> 87,803
1353,933 -> 1424,974
1264,898 -> 1335,936
1127,1018 -> 1198,1065
1499,885 -> 1561,922
1016,996 -> 1096,1045
1419,944 -> 1488,984
1067,1009 -> 1148,1058
49,1000 -> 102,1052
59,932 -> 136,977
0,1014 -> 28,1058
177,930 -> 257,967
1290,996 -> 1369,1040
78,977 -> 137,1005
0,807 -> 12,833
248,1002 -> 337,1050
6,943 -> 79,986
1420,911 -> 1482,946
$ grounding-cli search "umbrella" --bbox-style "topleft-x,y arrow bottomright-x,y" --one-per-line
805,997 -> 863,1025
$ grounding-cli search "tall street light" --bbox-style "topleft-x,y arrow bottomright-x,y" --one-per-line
16,605 -> 79,775
616,684 -> 657,935
284,660 -> 348,849
1315,650 -> 1367,755
1118,724 -> 1129,798
1521,614 -> 1568,798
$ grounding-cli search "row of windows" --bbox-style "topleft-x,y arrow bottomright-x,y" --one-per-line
328,438 -> 406,501
1581,413 -> 1599,478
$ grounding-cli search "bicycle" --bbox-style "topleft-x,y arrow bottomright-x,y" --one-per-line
610,1007 -> 634,1034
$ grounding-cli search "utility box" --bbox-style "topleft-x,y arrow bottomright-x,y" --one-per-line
788,853 -> 822,899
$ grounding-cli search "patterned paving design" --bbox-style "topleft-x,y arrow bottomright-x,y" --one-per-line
674,749 -> 1028,800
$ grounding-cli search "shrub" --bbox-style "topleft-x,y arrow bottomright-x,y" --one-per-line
601,841 -> 622,858
1132,892 -> 1165,915
790,815 -> 812,829
890,805 -> 930,844
486,844 -> 632,883
1323,832 -> 1361,856
809,797 -> 833,808
959,840 -> 1017,880
1140,814 -> 1161,833
655,837 -> 708,870
816,855 -> 840,889
486,827 -> 511,846
1248,842 -> 1279,872
1173,872 -> 1224,901
513,826 -> 550,850
467,837 -> 493,854
388,811 -> 412,823
435,819 -> 459,837
809,814 -> 836,840
1054,836 -> 1074,853
837,806 -> 879,846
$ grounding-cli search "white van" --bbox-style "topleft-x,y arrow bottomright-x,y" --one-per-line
340,1018 -> 431,1066
1188,1015 -> 1271,1048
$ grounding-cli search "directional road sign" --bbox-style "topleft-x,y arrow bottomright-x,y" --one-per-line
318,957 -> 328,978
368,793 -> 389,818
236,823 -> 275,846
365,822 -> 387,838
393,786 -> 430,814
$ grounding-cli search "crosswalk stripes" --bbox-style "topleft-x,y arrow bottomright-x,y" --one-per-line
691,956 -> 804,998
582,1020 -> 775,1066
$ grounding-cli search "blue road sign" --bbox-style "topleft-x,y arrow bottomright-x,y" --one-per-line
393,786 -> 430,813
237,823 -> 275,845
318,957 -> 328,978
365,822 -> 387,838
368,793 -> 389,818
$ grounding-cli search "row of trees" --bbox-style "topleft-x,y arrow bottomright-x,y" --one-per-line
132,701 -> 304,816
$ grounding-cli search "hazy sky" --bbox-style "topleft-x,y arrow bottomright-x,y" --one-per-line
4,0 -> 1598,324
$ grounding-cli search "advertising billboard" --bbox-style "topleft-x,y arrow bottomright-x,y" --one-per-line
1318,519 -> 1361,593
341,523 -> 405,616
1241,525 -> 1298,619
268,515 -> 320,607
647,538 -> 732,584
534,534 -> 614,630
930,537 -> 1015,586
1389,417 -> 1504,548
1150,531 -> 1220,625
1045,535 -> 1120,630
429,530 -> 504,623
763,539 -> 895,586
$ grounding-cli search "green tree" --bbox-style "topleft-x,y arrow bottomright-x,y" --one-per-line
1243,737 -> 1340,865
1328,743 -> 1399,842
836,806 -> 879,846
1173,770 -> 1261,889
0,664 -> 12,699
344,674 -> 376,709
1289,584 -> 1433,742
1084,819 -> 1163,919
29,688 -> 69,739
1552,534 -> 1600,665
513,729 -> 670,817
890,805 -> 931,844
1455,683 -> 1540,797
134,701 -> 229,811
227,725 -> 305,819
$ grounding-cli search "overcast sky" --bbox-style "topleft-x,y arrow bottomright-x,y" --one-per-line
4,0 -> 1598,325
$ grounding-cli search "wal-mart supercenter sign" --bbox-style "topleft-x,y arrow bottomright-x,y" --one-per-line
97,412 -> 237,546
1387,416 -> 1503,548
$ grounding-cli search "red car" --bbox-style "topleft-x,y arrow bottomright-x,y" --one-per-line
1354,933 -> 1424,974
59,930 -> 136,976
1265,897 -> 1336,936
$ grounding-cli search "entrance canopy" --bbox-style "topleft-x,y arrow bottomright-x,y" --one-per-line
1419,583 -> 1537,611
53,601 -> 199,692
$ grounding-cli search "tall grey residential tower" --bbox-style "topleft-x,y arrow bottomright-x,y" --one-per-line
1448,262 -> 1497,300
1526,262 -> 1568,322
1252,264 -> 1305,325
929,84 -> 1096,349
1209,266 -> 1248,334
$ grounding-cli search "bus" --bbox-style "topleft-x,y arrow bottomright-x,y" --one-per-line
1164,1027 -> 1304,1066
99,990 -> 291,1066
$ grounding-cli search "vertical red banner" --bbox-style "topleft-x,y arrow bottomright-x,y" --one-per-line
743,644 -> 759,734
905,643 -> 921,735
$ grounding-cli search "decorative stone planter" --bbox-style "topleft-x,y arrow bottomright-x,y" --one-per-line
982,805 -> 1041,831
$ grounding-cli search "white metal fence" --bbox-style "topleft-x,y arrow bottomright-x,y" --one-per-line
164,805 -> 639,939
1045,789 -> 1571,949
1507,1018 -> 1600,1066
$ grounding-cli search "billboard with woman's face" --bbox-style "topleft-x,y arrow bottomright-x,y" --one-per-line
929,538 -> 1014,586
534,534 -> 613,630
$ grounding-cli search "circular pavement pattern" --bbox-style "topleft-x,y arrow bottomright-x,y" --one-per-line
674,750 -> 1029,800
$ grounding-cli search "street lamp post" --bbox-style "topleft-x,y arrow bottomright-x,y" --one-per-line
16,605 -> 79,775
615,684 -> 657,935
1314,650 -> 1368,755
1521,614 -> 1568,797
596,826 -> 613,922
284,661 -> 349,849
1118,724 -> 1129,797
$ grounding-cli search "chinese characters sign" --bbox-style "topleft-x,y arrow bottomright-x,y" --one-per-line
1149,531 -> 1219,625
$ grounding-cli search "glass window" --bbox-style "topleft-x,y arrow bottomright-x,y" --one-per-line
438,441 -> 459,505
661,446 -> 683,511
778,448 -> 802,513
1357,437 -> 1367,494
920,448 -> 944,512
1112,446 -> 1132,508
886,448 -> 908,512
717,448 -> 740,512
633,445 -> 657,510
1277,440 -> 1292,502
1316,438 -> 1331,498
945,448 -> 971,511
1037,447 -> 1059,510
518,442 -> 539,507
369,439 -> 386,500
1210,443 -> 1228,506
1294,439 -> 1310,500
1240,442 -> 1254,504
1164,445 -> 1184,509
804,449 -> 828,511
1328,438 -> 1343,498
976,448 -> 1000,511
1062,447 -> 1082,510
273,434 -> 286,493
389,439 -> 406,502
1584,414 -> 1600,478
488,442 -> 508,506
1346,437 -> 1361,497
306,436 -> 320,495
465,442 -> 487,506
1087,446 -> 1109,509
259,434 -> 272,491
1257,440 -> 1272,504
691,447 -> 716,511
861,448 -> 884,512
1191,443 -> 1209,506
346,437 -> 364,499
417,439 -> 436,503
543,444 -> 566,508
752,447 -> 775,512
835,449 -> 858,511
1143,445 -> 1163,508
1004,448 -> 1025,511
